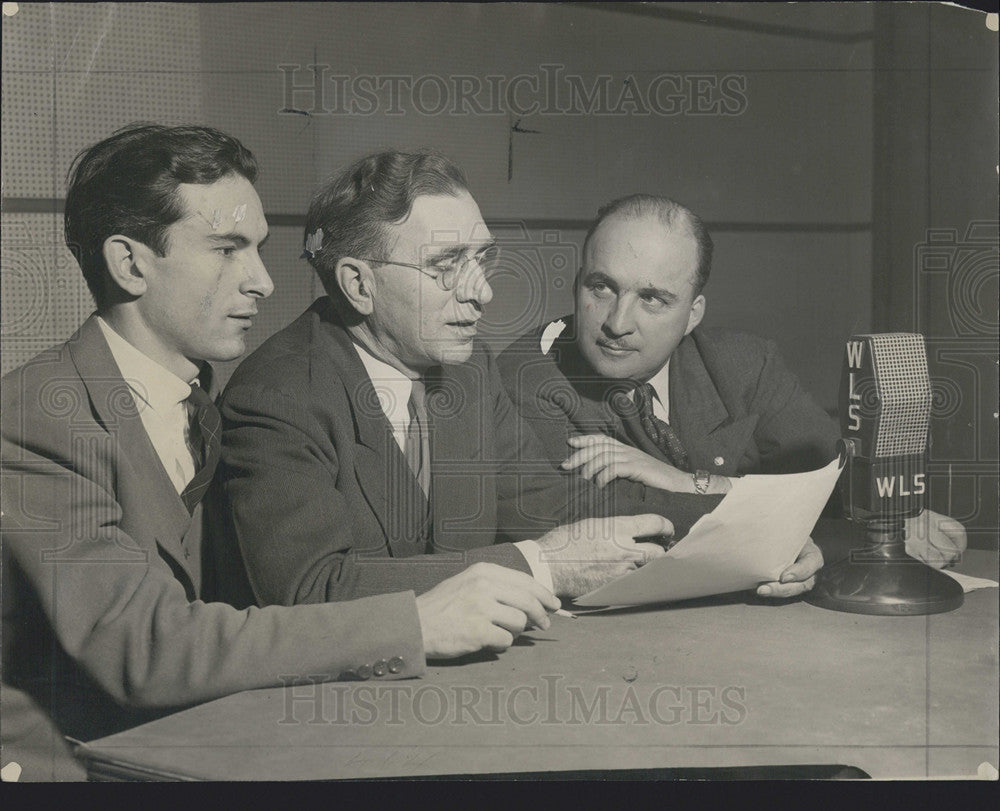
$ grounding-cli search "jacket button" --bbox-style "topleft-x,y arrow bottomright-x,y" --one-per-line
388,656 -> 404,674
357,664 -> 372,680
373,659 -> 388,677
714,456 -> 724,467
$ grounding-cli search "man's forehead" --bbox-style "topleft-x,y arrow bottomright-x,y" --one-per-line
586,215 -> 698,281
398,192 -> 490,246
175,177 -> 265,233
592,213 -> 695,253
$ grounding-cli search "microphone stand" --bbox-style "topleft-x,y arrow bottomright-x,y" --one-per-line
806,442 -> 964,616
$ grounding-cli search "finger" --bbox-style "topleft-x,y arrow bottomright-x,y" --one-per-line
578,451 -> 619,482
490,588 -> 551,630
633,541 -> 667,564
561,447 -> 597,470
758,576 -> 815,599
562,446 -> 614,471
623,513 -> 675,540
934,515 -> 968,550
780,541 -> 824,582
594,462 -> 625,488
482,625 -> 516,653
488,603 -> 531,636
472,563 -> 560,611
567,434 -> 622,449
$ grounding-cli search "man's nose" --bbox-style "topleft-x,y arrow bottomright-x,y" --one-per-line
453,262 -> 493,309
602,298 -> 634,336
241,251 -> 275,299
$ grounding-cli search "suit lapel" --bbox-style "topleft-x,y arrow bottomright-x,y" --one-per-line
313,307 -> 429,557
67,316 -> 197,585
669,333 -> 758,472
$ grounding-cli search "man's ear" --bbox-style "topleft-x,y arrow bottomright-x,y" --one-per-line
685,294 -> 706,335
102,235 -> 148,298
335,258 -> 374,316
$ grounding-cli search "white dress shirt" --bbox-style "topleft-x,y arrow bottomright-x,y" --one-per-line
97,317 -> 198,494
352,340 -> 553,591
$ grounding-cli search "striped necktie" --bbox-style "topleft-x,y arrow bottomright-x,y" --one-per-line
404,378 -> 431,497
180,383 -> 221,513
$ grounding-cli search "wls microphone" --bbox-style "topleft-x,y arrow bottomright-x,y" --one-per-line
806,333 -> 964,615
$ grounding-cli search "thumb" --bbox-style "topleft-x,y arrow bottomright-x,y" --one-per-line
626,513 -> 675,540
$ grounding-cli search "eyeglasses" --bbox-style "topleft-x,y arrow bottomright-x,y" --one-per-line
359,243 -> 500,291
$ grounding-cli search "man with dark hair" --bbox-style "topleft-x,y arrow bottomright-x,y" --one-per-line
1,126 -> 565,781
496,193 -> 967,580
214,151 -> 677,611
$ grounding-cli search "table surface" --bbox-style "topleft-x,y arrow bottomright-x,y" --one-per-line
78,522 -> 999,780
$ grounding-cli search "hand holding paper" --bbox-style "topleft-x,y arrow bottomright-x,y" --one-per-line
575,457 -> 843,607
757,539 -> 824,599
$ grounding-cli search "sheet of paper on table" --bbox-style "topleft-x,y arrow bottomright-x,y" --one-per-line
575,457 -> 844,607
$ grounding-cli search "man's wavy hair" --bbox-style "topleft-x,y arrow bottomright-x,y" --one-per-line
582,194 -> 714,295
303,150 -> 470,308
64,122 -> 258,308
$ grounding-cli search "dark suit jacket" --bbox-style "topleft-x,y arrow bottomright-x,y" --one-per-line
1,317 -> 424,778
496,317 -> 839,479
214,299 -> 719,609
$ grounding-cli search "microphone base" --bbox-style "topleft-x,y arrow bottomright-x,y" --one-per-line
806,522 -> 964,616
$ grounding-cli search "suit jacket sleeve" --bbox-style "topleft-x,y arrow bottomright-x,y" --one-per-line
1,378 -> 425,711
217,379 -> 530,607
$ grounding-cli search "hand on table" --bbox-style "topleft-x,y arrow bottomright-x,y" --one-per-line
904,509 -> 967,569
415,563 -> 559,659
757,538 -> 824,599
563,434 -> 732,494
536,513 -> 670,599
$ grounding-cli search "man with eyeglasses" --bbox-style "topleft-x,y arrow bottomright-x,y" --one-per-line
211,151 -> 702,614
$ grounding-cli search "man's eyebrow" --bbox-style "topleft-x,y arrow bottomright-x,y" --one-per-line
638,285 -> 678,301
423,239 -> 495,263
207,232 -> 270,249
582,271 -> 616,287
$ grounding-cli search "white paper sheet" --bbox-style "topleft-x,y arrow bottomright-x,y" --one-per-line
942,570 -> 999,593
575,457 -> 844,607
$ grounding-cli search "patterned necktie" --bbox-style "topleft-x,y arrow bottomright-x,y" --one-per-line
181,383 -> 221,513
633,382 -> 691,472
404,378 -> 431,497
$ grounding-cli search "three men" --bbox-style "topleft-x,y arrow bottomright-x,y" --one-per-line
496,194 -> 967,576
0,126 -> 562,780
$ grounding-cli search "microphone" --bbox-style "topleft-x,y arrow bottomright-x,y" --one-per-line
806,333 -> 963,615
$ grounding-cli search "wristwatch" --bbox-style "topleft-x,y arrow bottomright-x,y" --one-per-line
693,469 -> 711,494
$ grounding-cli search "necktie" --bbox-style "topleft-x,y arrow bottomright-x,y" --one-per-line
181,383 -> 221,513
633,382 -> 690,472
404,378 -> 431,497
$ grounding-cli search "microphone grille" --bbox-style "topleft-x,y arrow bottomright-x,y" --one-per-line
868,333 -> 930,458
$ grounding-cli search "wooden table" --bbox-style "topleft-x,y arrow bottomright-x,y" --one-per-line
78,523 -> 999,780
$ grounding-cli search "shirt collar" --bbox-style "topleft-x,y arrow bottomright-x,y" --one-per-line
96,316 -> 194,413
351,340 -> 413,426
644,359 -> 671,405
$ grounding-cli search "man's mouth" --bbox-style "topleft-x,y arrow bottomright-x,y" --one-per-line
447,319 -> 479,333
596,340 -> 636,355
229,312 -> 257,327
